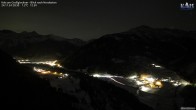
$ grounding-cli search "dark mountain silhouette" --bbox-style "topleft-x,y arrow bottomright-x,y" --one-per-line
0,50 -> 152,110
63,26 -> 196,82
0,30 -> 86,59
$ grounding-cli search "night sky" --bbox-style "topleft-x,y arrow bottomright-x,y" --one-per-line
0,0 -> 196,40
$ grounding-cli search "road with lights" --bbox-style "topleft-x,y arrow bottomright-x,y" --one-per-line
17,59 -> 69,80
17,59 -> 63,68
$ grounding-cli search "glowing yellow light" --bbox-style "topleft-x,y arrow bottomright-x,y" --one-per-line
154,81 -> 162,88
53,72 -> 57,75
149,83 -> 155,88
140,74 -> 148,80
41,71 -> 51,74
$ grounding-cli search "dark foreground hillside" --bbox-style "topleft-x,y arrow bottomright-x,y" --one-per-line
0,50 -> 79,109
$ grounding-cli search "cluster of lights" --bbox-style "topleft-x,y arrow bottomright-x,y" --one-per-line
151,64 -> 162,68
18,59 -> 30,62
18,60 -> 63,68
128,74 -> 163,92
128,73 -> 191,92
33,67 -> 51,74
33,67 -> 68,78
140,74 -> 162,88
59,74 -> 69,79
161,78 -> 190,87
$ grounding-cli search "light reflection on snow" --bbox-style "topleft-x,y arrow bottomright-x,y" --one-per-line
92,73 -> 125,85
92,73 -> 123,78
